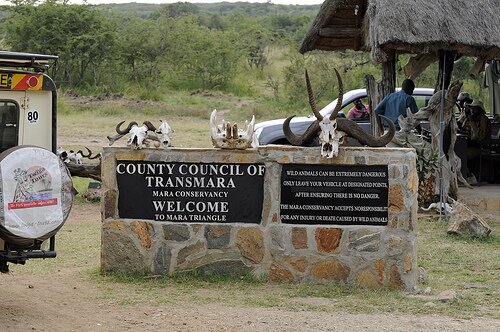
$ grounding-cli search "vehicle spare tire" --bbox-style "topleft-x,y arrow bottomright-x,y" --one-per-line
0,146 -> 74,249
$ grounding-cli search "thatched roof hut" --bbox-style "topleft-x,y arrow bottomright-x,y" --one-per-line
300,0 -> 500,62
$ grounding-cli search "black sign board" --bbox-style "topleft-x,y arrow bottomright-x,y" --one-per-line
280,164 -> 388,226
117,161 -> 265,223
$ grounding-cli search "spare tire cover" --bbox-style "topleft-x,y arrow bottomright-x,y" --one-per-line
0,146 -> 74,248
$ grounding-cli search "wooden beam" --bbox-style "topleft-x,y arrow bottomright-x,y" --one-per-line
366,51 -> 397,137
319,27 -> 362,39
434,50 -> 455,92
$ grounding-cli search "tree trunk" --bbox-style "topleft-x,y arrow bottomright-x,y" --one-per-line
434,50 -> 455,92
365,51 -> 396,137
66,163 -> 101,182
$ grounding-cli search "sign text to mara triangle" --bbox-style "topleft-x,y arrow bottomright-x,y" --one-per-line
116,162 -> 265,223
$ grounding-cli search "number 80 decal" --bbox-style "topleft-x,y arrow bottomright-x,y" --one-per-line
27,110 -> 39,123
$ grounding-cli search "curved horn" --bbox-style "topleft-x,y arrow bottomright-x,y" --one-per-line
143,121 -> 156,131
116,121 -> 137,135
329,68 -> 343,120
88,152 -> 102,160
78,146 -> 92,158
305,70 -> 322,121
337,115 -> 395,147
283,116 -> 321,146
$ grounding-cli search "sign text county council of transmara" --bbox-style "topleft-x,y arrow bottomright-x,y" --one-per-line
116,162 -> 265,223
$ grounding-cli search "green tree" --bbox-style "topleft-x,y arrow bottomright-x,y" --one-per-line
4,1 -> 117,89
161,15 -> 244,90
158,2 -> 199,18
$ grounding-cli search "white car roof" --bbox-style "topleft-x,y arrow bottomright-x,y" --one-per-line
319,88 -> 435,117
253,87 -> 435,130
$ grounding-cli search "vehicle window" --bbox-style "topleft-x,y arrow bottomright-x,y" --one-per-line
0,101 -> 19,153
341,97 -> 370,120
414,95 -> 430,109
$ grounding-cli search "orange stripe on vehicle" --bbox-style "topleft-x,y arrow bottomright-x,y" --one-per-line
11,74 -> 43,90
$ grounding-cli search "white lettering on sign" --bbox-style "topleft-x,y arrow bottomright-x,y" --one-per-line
116,162 -> 265,223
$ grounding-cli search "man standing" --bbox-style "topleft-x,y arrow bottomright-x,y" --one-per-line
374,79 -> 418,129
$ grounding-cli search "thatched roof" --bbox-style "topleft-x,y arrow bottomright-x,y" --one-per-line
300,0 -> 500,62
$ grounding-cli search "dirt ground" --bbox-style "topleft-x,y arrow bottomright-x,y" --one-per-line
0,204 -> 498,332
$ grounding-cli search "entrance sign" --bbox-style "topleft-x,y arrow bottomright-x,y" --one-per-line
280,164 -> 388,225
117,161 -> 265,223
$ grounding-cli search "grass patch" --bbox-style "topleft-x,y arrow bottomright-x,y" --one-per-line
80,216 -> 498,319
13,203 -> 497,319
9,209 -> 499,319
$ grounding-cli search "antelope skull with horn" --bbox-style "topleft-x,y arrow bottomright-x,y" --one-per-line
107,121 -> 160,149
283,69 -> 396,158
210,109 -> 255,149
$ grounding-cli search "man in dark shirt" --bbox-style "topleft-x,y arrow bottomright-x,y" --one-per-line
374,79 -> 418,129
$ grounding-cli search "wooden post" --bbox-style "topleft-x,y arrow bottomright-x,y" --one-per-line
434,50 -> 455,92
366,51 -> 397,136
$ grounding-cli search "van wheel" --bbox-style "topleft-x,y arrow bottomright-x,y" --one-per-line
0,146 -> 74,249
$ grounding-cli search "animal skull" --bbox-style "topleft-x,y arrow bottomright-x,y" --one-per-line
57,147 -> 98,164
56,148 -> 83,164
283,69 -> 396,154
155,120 -> 173,148
112,121 -> 159,149
318,118 -> 346,158
210,109 -> 255,149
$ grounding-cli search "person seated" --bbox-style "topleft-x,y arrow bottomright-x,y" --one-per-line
464,100 -> 491,145
347,99 -> 370,119
457,92 -> 473,110
463,100 -> 491,180
457,92 -> 473,131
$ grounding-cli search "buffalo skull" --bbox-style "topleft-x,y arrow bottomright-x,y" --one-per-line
109,121 -> 159,149
283,69 -> 396,157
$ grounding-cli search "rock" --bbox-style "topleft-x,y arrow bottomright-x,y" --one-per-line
388,264 -> 405,290
374,259 -> 385,283
195,260 -> 252,277
163,224 -> 190,242
412,286 -> 432,295
437,289 -> 457,303
386,235 -> 404,256
424,301 -> 437,308
310,258 -> 350,283
283,256 -> 308,273
101,230 -> 149,273
348,230 -> 380,252
235,228 -> 264,263
130,221 -> 152,249
205,225 -> 231,249
315,228 -> 342,253
356,269 -> 381,289
177,241 -> 205,265
292,227 -> 308,249
388,184 -> 404,212
447,200 -> 492,238
269,264 -> 295,281
154,245 -> 172,274
418,266 -> 429,283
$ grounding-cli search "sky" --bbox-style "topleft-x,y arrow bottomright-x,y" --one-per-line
0,0 -> 324,5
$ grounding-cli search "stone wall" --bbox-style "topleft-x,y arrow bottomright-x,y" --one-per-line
101,146 -> 418,290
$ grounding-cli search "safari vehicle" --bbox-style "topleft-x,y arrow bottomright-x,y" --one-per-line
254,88 -> 435,145
0,51 -> 73,272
